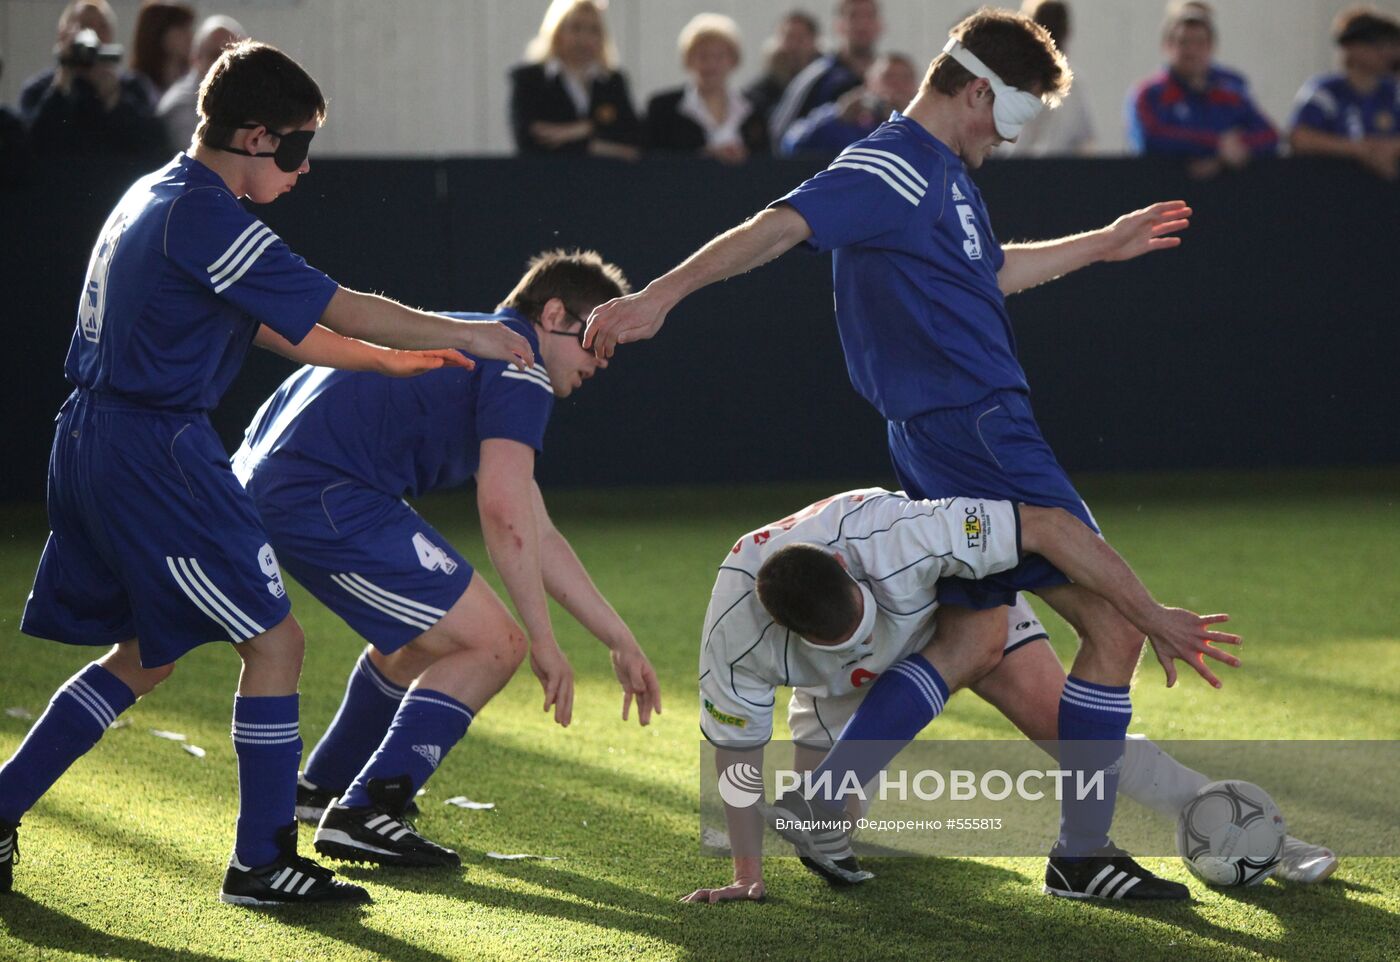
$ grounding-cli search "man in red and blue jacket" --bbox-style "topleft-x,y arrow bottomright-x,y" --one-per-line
1126,7 -> 1277,176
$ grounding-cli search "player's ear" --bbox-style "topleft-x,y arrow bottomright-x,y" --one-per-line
538,297 -> 566,329
242,124 -> 273,152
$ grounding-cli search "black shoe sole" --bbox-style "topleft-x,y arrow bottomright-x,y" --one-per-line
313,833 -> 460,869
219,888 -> 372,907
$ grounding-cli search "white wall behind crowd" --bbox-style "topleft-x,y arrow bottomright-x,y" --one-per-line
2,0 -> 1395,156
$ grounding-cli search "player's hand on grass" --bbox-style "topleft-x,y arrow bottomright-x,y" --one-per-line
1144,608 -> 1241,689
455,319 -> 535,371
376,348 -> 474,377
680,878 -> 765,904
610,640 -> 663,726
1098,200 -> 1192,262
529,638 -> 575,727
584,289 -> 670,360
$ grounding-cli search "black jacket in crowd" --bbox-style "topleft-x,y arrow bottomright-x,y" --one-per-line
508,62 -> 641,154
642,87 -> 769,155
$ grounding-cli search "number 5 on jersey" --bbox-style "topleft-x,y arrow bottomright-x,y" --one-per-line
956,204 -> 982,261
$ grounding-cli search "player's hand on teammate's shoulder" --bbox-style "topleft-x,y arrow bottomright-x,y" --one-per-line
1145,607 -> 1241,689
1098,200 -> 1193,263
454,317 -> 535,371
610,638 -> 662,726
377,348 -> 474,377
680,877 -> 765,905
583,289 -> 669,360
529,636 -> 575,727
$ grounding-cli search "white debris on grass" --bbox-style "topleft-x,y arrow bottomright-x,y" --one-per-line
444,796 -> 495,810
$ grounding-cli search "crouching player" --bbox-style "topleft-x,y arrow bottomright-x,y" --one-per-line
232,250 -> 663,868
0,40 -> 531,906
686,489 -> 1328,904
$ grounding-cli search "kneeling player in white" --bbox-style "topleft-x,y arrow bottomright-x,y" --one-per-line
234,251 -> 662,868
686,490 -> 1333,904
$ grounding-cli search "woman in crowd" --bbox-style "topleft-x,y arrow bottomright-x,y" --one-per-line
645,13 -> 768,163
129,1 -> 194,99
509,0 -> 640,158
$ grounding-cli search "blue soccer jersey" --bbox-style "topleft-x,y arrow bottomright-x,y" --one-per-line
1290,73 -> 1400,139
774,112 -> 1027,421
233,310 -> 553,651
66,152 -> 337,411
25,153 -> 337,664
234,311 -> 553,499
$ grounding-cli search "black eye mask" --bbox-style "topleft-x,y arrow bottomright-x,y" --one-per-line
212,123 -> 315,172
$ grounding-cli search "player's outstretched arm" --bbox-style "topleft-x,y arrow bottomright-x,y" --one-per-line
997,201 -> 1192,296
530,482 -> 662,725
682,746 -> 767,905
320,287 -> 534,369
1019,505 -> 1241,688
477,440 -> 574,726
253,324 -> 474,376
584,205 -> 813,359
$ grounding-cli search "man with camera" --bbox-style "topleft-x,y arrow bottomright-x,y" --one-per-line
20,1 -> 162,156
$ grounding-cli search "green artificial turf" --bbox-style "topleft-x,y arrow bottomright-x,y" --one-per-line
0,470 -> 1396,962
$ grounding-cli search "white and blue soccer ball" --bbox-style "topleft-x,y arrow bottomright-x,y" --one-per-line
1176,779 -> 1287,886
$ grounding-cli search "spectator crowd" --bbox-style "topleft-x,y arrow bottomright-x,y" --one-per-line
503,0 -> 1400,180
3,0 -> 1398,182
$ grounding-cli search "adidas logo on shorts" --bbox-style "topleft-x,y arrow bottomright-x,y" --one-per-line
412,744 -> 442,769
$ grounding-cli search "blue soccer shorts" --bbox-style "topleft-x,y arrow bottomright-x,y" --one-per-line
887,389 -> 1099,610
249,471 -> 474,654
22,392 -> 293,667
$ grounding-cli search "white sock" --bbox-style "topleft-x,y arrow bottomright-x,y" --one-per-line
1116,733 -> 1210,817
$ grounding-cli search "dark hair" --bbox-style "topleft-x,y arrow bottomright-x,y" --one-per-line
1024,0 -> 1069,48
835,0 -> 877,18
1334,6 -> 1400,46
499,249 -> 631,322
129,1 -> 193,89
196,40 -> 326,146
784,9 -> 820,37
925,7 -> 1071,105
756,544 -> 860,642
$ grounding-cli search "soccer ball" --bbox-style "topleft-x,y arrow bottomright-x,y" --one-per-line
1176,780 -> 1286,886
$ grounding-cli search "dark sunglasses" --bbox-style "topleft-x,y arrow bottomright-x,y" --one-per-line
215,123 -> 315,172
544,307 -> 590,347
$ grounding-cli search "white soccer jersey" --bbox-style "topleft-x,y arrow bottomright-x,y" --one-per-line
698,488 -> 1023,749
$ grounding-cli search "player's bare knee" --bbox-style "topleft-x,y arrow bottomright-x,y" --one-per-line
498,625 -> 527,672
969,644 -> 1005,684
239,617 -> 306,674
99,641 -> 174,696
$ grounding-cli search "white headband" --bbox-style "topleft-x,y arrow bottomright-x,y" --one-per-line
801,580 -> 878,655
942,37 -> 1045,140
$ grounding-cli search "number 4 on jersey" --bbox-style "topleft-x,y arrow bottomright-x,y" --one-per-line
413,532 -> 458,574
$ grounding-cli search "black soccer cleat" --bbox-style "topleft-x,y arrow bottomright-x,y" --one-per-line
1045,843 -> 1191,901
313,775 -> 459,868
296,773 -> 418,825
219,824 -> 370,907
0,819 -> 17,895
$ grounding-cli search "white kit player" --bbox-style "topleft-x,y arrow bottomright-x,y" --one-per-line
686,489 -> 1336,903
